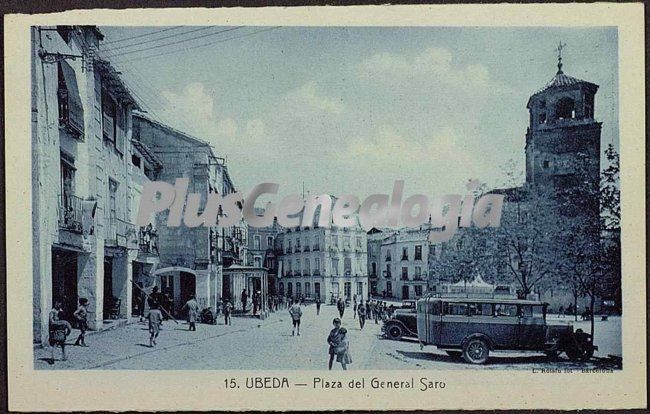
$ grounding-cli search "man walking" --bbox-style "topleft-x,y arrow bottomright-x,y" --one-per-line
316,297 -> 321,315
336,297 -> 345,318
223,299 -> 233,325
289,300 -> 303,336
373,301 -> 380,324
241,289 -> 248,314
366,300 -> 372,321
357,300 -> 366,330
182,295 -> 199,331
353,295 -> 358,319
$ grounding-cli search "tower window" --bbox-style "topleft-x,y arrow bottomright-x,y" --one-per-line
555,97 -> 576,120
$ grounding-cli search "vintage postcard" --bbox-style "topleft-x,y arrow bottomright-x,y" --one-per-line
4,3 -> 646,411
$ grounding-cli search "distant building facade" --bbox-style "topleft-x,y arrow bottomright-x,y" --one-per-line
276,225 -> 368,303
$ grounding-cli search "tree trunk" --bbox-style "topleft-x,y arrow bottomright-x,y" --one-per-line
573,293 -> 578,322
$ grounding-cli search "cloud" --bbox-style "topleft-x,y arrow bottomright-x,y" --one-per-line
284,81 -> 345,114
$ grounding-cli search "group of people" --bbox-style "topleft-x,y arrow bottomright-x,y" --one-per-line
335,295 -> 393,325
47,297 -> 90,363
556,304 -> 593,320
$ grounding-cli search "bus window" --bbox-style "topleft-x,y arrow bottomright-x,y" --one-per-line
446,303 -> 468,316
495,304 -> 518,317
469,303 -> 494,316
520,305 -> 533,317
532,305 -> 545,318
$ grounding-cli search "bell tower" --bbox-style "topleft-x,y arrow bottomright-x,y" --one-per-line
525,43 -> 601,198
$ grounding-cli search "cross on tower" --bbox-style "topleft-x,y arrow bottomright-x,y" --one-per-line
556,41 -> 567,74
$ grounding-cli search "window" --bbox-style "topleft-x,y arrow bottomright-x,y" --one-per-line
60,152 -> 75,201
57,61 -> 84,136
401,267 -> 408,280
357,282 -> 363,296
356,238 -> 362,248
445,303 -> 468,316
254,256 -> 262,267
414,266 -> 421,279
468,303 -> 493,316
101,88 -> 116,144
294,260 -> 299,275
287,283 -> 293,297
555,97 -> 576,120
494,304 -> 518,317
401,247 -> 408,260
278,282 -> 284,296
332,258 -> 339,276
254,235 -> 261,249
414,285 -> 423,297
543,160 -> 550,169
371,262 -> 377,276
267,236 -> 274,249
287,240 -> 291,254
385,264 -> 391,278
344,258 -> 352,276
314,234 -> 320,250
415,245 -> 422,260
343,236 -> 350,250
315,258 -> 320,274
304,259 -> 310,275
385,250 -> 392,262
131,154 -> 141,168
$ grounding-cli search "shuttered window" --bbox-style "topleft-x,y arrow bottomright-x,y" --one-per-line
115,105 -> 125,154
57,61 -> 84,137
101,88 -> 116,144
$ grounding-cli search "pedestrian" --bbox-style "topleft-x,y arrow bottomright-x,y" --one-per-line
146,303 -> 163,347
48,309 -> 72,363
182,295 -> 199,331
335,327 -> 352,370
337,297 -> 345,318
353,295 -> 357,320
357,300 -> 366,329
289,300 -> 303,336
252,291 -> 259,316
366,300 -> 372,321
373,301 -> 379,324
327,318 -> 342,370
73,298 -> 89,346
241,289 -> 248,313
316,297 -> 321,315
388,304 -> 395,318
223,299 -> 233,325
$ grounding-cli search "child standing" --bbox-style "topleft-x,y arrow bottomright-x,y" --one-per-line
289,300 -> 303,336
335,327 -> 352,370
49,311 -> 72,362
147,303 -> 163,347
73,298 -> 89,346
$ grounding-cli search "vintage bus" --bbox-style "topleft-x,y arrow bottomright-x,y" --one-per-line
416,296 -> 597,364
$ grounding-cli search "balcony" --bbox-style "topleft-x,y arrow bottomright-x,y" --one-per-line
105,217 -> 136,248
139,226 -> 159,255
59,194 -> 83,234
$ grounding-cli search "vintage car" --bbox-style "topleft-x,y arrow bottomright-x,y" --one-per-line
416,296 -> 597,364
382,308 -> 418,340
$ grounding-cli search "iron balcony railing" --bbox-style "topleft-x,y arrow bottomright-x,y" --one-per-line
105,217 -> 135,247
59,194 -> 83,234
139,226 -> 159,255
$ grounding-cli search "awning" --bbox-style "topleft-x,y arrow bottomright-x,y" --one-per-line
59,60 -> 84,132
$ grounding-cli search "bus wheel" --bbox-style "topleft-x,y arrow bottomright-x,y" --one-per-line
463,338 -> 489,364
446,350 -> 462,359
386,324 -> 403,341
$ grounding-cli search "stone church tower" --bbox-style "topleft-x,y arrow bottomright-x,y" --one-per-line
525,45 -> 601,203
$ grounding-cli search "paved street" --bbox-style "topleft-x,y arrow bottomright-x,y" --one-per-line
35,305 -> 621,370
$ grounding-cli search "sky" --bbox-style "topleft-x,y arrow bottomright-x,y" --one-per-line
99,26 -> 618,199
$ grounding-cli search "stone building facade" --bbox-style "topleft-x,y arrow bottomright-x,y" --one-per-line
133,114 -> 246,316
370,228 -> 433,300
246,211 -> 282,295
276,225 -> 368,303
31,26 -> 159,343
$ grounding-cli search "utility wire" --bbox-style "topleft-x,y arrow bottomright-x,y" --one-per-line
104,26 -> 215,52
115,26 -> 282,63
102,26 -> 185,45
108,26 -> 245,58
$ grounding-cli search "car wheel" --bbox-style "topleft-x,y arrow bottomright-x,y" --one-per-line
463,338 -> 489,364
446,350 -> 462,359
386,324 -> 403,340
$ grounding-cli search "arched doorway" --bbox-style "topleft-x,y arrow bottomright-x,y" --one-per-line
152,266 -> 197,317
